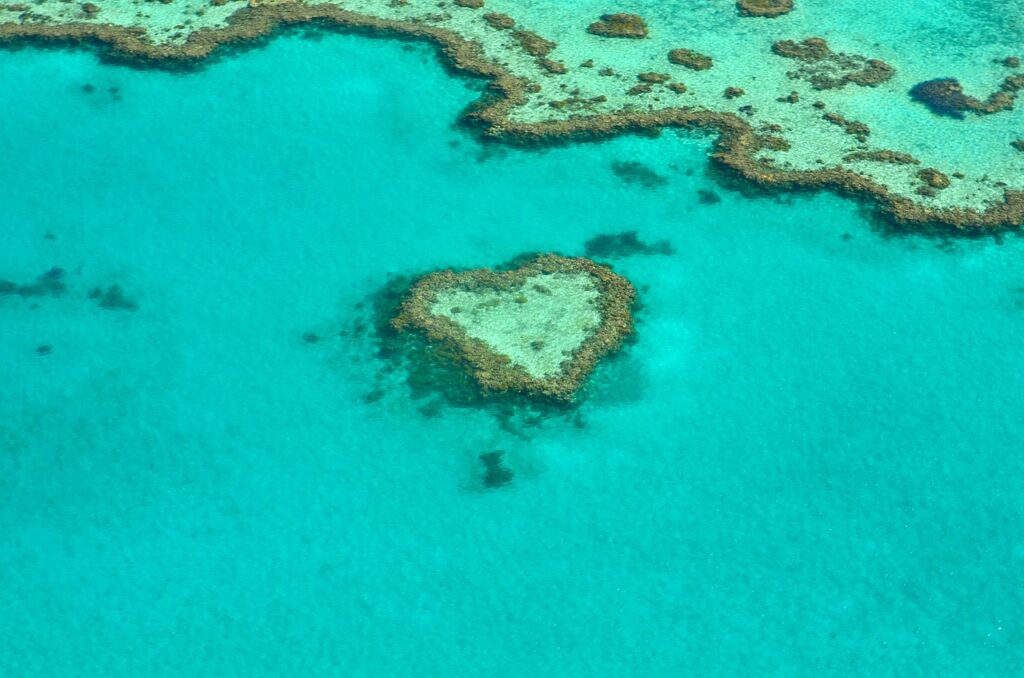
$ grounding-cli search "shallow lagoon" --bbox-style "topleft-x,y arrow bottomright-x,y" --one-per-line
1,28 -> 1023,675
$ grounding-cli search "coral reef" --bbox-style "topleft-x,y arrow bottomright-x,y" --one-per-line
843,150 -> 920,165
772,38 -> 894,89
668,48 -> 712,71
483,12 -> 514,29
479,451 -> 514,488
512,29 -> 554,58
610,161 -> 669,189
584,231 -> 674,258
0,267 -> 66,298
392,254 -> 635,401
823,111 -> 870,141
697,189 -> 722,204
917,168 -> 951,190
1,1 -> 1022,231
910,76 -> 1024,118
737,0 -> 794,18
586,13 -> 648,39
637,72 -> 670,84
537,57 -> 566,75
88,284 -> 138,311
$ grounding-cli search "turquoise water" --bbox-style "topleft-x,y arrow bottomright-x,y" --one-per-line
1,27 -> 1024,677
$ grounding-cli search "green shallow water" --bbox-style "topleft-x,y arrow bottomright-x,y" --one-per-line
0,15 -> 1023,677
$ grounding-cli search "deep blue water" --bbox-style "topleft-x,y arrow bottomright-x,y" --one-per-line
1,30 -> 1023,675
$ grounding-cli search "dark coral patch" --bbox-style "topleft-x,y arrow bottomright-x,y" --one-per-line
610,161 -> 669,189
772,38 -> 894,90
482,12 -> 514,29
1,267 -> 67,298
88,284 -> 138,311
668,48 -> 712,71
910,78 -> 978,118
584,231 -> 674,258
512,30 -> 555,58
697,189 -> 722,204
737,0 -> 793,17
910,76 -> 1024,118
480,451 -> 514,488
587,13 -> 648,39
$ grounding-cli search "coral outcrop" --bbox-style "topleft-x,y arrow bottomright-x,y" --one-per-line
668,48 -> 713,71
737,0 -> 794,18
772,38 -> 894,89
586,13 -> 648,39
910,76 -> 1024,118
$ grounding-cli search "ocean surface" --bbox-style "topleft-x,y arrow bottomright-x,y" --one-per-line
1,19 -> 1023,677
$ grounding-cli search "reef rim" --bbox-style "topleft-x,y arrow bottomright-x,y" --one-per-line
392,254 -> 636,401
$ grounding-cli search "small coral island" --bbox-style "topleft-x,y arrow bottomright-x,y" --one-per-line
392,255 -> 635,401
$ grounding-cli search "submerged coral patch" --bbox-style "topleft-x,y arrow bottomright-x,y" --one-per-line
584,231 -> 674,258
668,48 -> 712,71
392,255 -> 635,401
483,12 -> 515,30
909,76 -> 1024,118
0,267 -> 66,298
479,450 -> 514,488
772,38 -> 894,90
737,0 -> 793,17
610,161 -> 669,189
88,284 -> 138,311
843,150 -> 920,165
586,13 -> 648,39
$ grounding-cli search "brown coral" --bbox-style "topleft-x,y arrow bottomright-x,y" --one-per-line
586,13 -> 648,39
512,30 -> 555,58
843,150 -> 920,165
537,57 -> 567,74
668,48 -> 712,71
910,76 -> 1024,119
637,72 -> 670,83
483,12 -> 514,29
772,38 -> 894,89
737,0 -> 794,18
917,168 -> 950,190
823,111 -> 870,141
